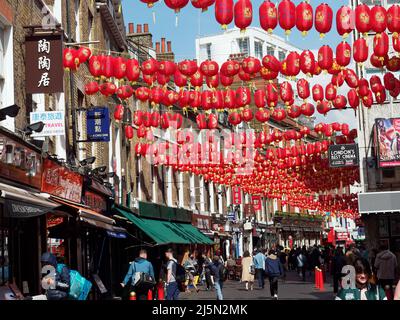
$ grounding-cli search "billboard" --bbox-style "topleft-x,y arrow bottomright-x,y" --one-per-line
375,118 -> 400,168
328,144 -> 359,168
30,111 -> 65,137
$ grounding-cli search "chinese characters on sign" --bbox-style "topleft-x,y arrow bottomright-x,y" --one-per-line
25,34 -> 63,94
251,195 -> 262,212
87,107 -> 111,142
30,111 -> 65,137
232,186 -> 242,205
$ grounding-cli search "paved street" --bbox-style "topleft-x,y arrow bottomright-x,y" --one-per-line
180,271 -> 335,300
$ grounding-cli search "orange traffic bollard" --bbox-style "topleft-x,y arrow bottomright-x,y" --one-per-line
130,292 -> 137,300
157,283 -> 165,300
318,269 -> 325,291
315,267 -> 320,289
147,289 -> 153,301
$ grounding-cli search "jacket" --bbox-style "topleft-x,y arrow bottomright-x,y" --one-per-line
335,284 -> 387,300
123,257 -> 155,286
209,261 -> 224,283
41,253 -> 70,301
374,250 -> 398,280
265,254 -> 283,277
332,255 -> 346,276
253,252 -> 266,270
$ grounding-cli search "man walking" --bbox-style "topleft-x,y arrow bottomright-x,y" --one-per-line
374,244 -> 398,299
121,249 -> 155,300
165,248 -> 180,300
265,249 -> 283,300
253,249 -> 266,289
209,255 -> 225,300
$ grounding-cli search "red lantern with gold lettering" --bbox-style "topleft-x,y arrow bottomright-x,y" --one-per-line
286,52 -> 300,77
315,3 -> 333,38
126,59 -> 140,82
353,38 -> 369,65
234,0 -> 253,32
141,0 -> 159,7
355,4 -> 371,35
114,105 -> 124,122
296,1 -> 313,36
174,70 -> 188,88
178,59 -> 198,77
221,60 -> 240,77
297,79 -> 310,101
278,0 -> 295,35
388,5 -> 400,36
200,60 -> 219,77
85,81 -> 99,95
164,0 -> 189,13
300,50 -> 315,76
280,82 -> 294,106
333,95 -> 347,110
191,0 -> 215,12
318,45 -> 333,71
325,83 -> 337,101
266,83 -> 278,108
271,108 -> 287,122
259,0 -> 278,34
373,32 -> 389,59
242,56 -> 261,75
312,84 -> 324,103
336,42 -> 351,67
220,74 -> 234,87
348,89 -> 359,110
317,100 -> 331,115
300,103 -> 315,117
88,55 -> 103,78
336,6 -> 354,38
125,126 -> 134,140
77,47 -> 92,64
262,54 -> 281,72
63,48 -> 80,71
142,58 -> 158,75
287,105 -> 301,119
370,5 -> 387,34
215,0 -> 234,30
254,89 -> 266,109
224,89 -> 236,110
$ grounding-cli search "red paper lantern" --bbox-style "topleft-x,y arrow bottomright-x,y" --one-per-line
85,81 -> 99,95
228,112 -> 242,126
370,5 -> 387,34
88,55 -> 103,78
126,59 -> 140,82
312,84 -> 324,103
353,38 -> 369,65
345,69 -> 359,88
387,56 -> 400,72
221,60 -> 240,77
259,0 -> 278,34
206,74 -> 219,89
135,87 -> 150,102
224,89 -> 236,110
347,89 -> 360,110
212,90 -> 224,110
150,112 -> 161,127
191,0 -> 215,12
260,67 -> 278,82
174,70 -> 188,88
255,109 -> 270,123
383,72 -> 397,91
254,89 -> 266,109
150,86 -> 165,106
262,54 -> 281,71
142,58 -> 158,75
201,90 -> 213,110
336,6 -> 354,38
394,35 -> 400,54
163,90 -> 179,107
285,52 -> 300,77
280,81 -> 294,106
114,105 -> 124,122
325,83 -> 337,101
200,60 -> 219,77
287,105 -> 301,119
315,3 -> 333,38
297,78 -> 310,100
336,42 -> 351,67
355,4 -> 371,35
317,101 -> 331,115
278,0 -> 296,35
208,113 -> 219,129
318,45 -> 333,71
296,1 -> 313,36
242,56 -> 261,75
234,0 -> 253,32
156,73 -> 170,86
158,60 -> 176,76
271,108 -> 287,122
242,108 -> 254,122
373,32 -> 389,58
77,47 -> 92,64
236,87 -> 251,109
266,83 -> 278,108
388,5 -> 400,36
140,0 -> 159,8
333,95 -> 347,110
63,48 -> 80,71
300,103 -> 315,117
164,0 -> 189,13
300,50 -> 315,76
178,59 -> 198,77
220,74 -> 234,87
196,114 -> 208,129
117,85 -> 134,100
125,126 -> 134,140
215,0 -> 234,30
99,82 -> 117,97
113,57 -> 127,80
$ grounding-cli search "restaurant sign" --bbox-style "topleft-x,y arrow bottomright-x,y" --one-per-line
232,186 -> 242,205
83,191 -> 107,214
328,144 -> 359,168
25,34 -> 64,94
41,159 -> 83,203
87,107 -> 110,142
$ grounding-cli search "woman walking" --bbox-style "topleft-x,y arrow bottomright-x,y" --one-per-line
241,251 -> 255,291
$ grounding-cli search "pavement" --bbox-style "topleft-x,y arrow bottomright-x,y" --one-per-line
180,270 -> 335,300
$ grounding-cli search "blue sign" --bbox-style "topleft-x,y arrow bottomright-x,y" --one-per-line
227,212 -> 236,221
87,107 -> 110,142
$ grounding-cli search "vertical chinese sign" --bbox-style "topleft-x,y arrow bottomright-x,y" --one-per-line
232,186 -> 242,205
86,107 -> 111,142
25,34 -> 64,94
251,195 -> 262,212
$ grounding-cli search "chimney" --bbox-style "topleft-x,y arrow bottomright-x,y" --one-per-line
137,24 -> 142,33
167,41 -> 172,53
161,38 -> 166,53
156,42 -> 160,54
144,24 -> 149,33
128,23 -> 134,34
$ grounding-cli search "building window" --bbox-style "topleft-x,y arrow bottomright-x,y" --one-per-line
200,43 -> 212,61
206,43 -> 212,60
74,0 -> 81,43
267,45 -> 275,56
88,11 -> 94,44
238,38 -> 249,56
254,41 -> 263,60
278,50 -> 286,61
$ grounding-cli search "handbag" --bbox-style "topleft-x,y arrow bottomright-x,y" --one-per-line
130,262 -> 156,290
249,264 -> 256,275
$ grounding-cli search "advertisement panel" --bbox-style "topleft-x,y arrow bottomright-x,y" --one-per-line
328,144 -> 359,168
30,111 -> 65,137
232,186 -> 242,205
251,195 -> 262,212
375,118 -> 400,168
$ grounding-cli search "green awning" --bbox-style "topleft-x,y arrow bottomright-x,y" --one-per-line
115,207 -> 214,245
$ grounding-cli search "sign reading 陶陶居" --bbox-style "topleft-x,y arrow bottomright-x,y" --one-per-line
375,118 -> 400,168
328,144 -> 359,168
25,34 -> 64,94
30,111 -> 65,137
86,107 -> 110,142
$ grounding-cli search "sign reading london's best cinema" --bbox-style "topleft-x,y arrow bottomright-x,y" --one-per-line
329,144 -> 359,168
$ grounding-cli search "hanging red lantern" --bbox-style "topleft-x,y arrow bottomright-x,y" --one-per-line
178,90 -> 191,111
191,0 -> 215,12
266,83 -> 278,108
158,60 -> 176,76
388,5 -> 400,36
373,32 -> 389,59
254,89 -> 266,109
278,0 -> 296,35
262,54 -> 281,72
228,112 -> 242,126
201,90 -> 214,111
387,56 -> 400,72
325,83 -> 337,101
296,1 -> 313,36
77,47 -> 92,64
345,69 -> 359,88
206,74 -> 219,89
259,0 -> 278,34
215,0 -> 234,30
150,112 -> 161,127
370,5 -> 387,34
142,112 -> 152,128
271,109 -> 287,122
208,113 -> 219,129
300,50 -> 315,76
370,53 -> 388,69
100,82 -> 117,97
297,79 -> 310,101
260,67 -> 278,82
336,6 -> 354,38
333,95 -> 347,110
135,87 -> 150,102
189,70 -> 204,89
164,0 -> 189,13
362,90 -> 374,109
150,86 -> 165,106
189,90 -> 202,111
318,45 -> 333,71
300,103 -> 315,117
316,100 -> 331,115
236,87 -> 251,109
384,72 -> 397,91
287,105 -> 302,119
200,60 -> 219,77
355,4 -> 371,35
142,58 -> 158,75
353,38 -> 369,65
242,56 -> 261,75
234,0 -> 253,32
242,108 -> 254,122
125,126 -> 134,140
126,59 -> 140,83
280,81 -> 294,106
163,90 -> 179,107
84,81 -> 99,95
117,85 -> 134,100
220,60 -> 240,77
358,79 -> 370,97
196,114 -> 208,129
312,84 -> 324,103
141,0 -> 159,8
114,105 -> 124,122
347,89 -> 360,110
300,126 -> 311,137
178,60 -> 198,77
63,48 -> 80,71
113,57 -> 127,80
285,52 -> 300,77
134,111 -> 144,127
174,70 -> 188,88
336,42 -> 351,67
341,123 -> 350,136
315,3 -> 333,38
212,90 -> 224,110
331,73 -> 345,88
255,109 -> 270,123
156,73 -> 170,86
220,74 -> 234,87
393,36 -> 400,54
88,55 -> 103,78
224,89 -> 236,110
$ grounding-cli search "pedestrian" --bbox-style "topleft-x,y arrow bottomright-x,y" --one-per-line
183,252 -> 200,293
253,249 -> 266,289
165,248 -> 180,300
335,258 -> 387,300
297,248 -> 307,282
121,249 -> 155,300
202,253 -> 213,291
279,248 -> 288,280
265,249 -> 283,300
40,252 -> 70,300
332,247 -> 346,296
374,243 -> 398,299
209,255 -> 225,300
241,251 -> 255,291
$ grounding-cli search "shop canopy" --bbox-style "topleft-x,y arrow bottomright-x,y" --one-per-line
0,182 -> 60,218
114,207 -> 214,245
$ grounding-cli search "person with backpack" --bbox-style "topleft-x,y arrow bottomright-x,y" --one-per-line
265,249 -> 283,300
121,249 -> 155,300
208,255 -> 225,300
165,248 -> 185,300
297,248 -> 307,282
40,252 -> 70,300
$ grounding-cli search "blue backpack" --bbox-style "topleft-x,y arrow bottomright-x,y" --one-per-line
57,264 -> 92,300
